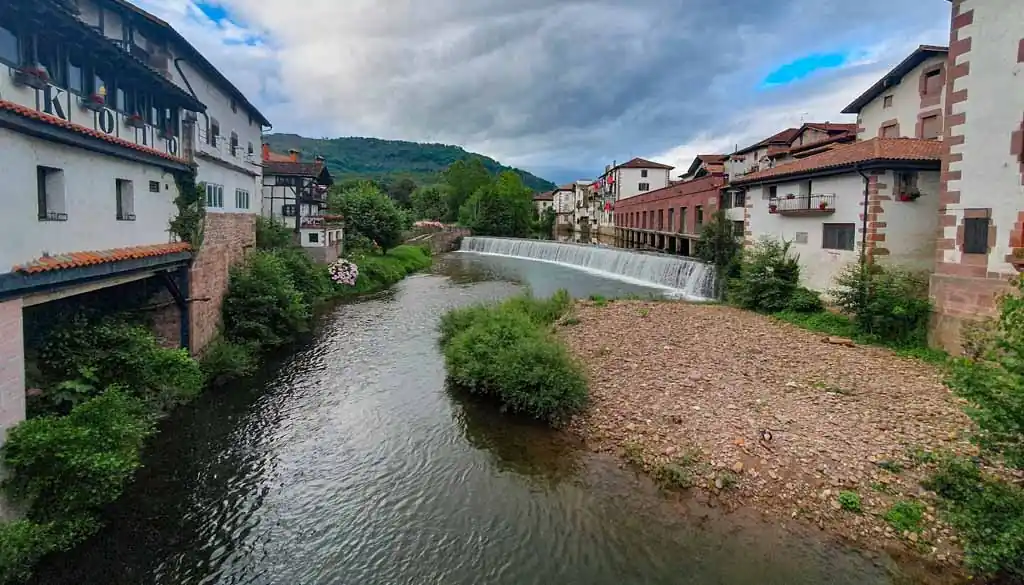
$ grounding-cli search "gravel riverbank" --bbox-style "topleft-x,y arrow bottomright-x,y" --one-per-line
561,300 -> 977,568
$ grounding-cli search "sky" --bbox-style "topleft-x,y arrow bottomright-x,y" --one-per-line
132,0 -> 952,185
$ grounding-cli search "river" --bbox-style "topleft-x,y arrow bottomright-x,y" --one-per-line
32,252 -> 910,585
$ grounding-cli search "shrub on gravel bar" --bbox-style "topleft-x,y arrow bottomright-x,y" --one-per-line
440,290 -> 586,425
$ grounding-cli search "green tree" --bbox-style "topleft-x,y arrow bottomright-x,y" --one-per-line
329,181 -> 404,252
410,185 -> 450,221
695,209 -> 742,298
442,158 -> 492,222
387,177 -> 418,208
534,206 -> 556,239
461,171 -> 534,237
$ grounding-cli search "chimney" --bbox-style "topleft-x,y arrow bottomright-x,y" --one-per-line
289,149 -> 300,162
261,143 -> 270,161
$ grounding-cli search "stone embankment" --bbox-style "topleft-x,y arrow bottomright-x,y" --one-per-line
406,227 -> 470,254
562,300 -> 977,568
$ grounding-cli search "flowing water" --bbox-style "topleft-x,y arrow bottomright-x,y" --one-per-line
458,236 -> 716,300
31,253 -> 921,585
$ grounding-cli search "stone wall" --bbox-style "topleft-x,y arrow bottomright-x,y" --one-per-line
0,298 -> 25,520
188,213 -> 255,354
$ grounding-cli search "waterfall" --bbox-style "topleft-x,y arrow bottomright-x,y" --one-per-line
458,237 -> 716,300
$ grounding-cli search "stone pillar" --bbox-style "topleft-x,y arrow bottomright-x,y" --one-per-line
0,298 -> 25,521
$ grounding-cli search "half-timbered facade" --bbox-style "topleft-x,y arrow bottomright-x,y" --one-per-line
261,146 -> 341,263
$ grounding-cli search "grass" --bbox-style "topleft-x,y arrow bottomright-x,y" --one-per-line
773,310 -> 949,365
337,245 -> 432,298
838,491 -> 862,513
884,500 -> 926,533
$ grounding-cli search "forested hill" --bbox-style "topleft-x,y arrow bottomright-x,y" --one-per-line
263,134 -> 556,192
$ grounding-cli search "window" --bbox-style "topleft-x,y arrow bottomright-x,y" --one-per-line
205,183 -> 224,208
657,209 -> 664,230
308,232 -> 319,244
734,191 -> 745,208
766,185 -> 778,201
209,118 -> 220,145
895,171 -> 919,197
37,166 -> 67,221
732,221 -> 744,236
668,208 -> 675,232
231,99 -> 237,113
641,169 -> 648,178
921,115 -> 941,140
696,205 -> 703,227
116,179 -> 135,220
230,131 -> 239,155
282,204 -> 297,217
963,217 -> 991,255
924,68 -> 942,95
679,208 -> 687,233
638,183 -> 650,191
799,180 -> 812,197
248,142 -> 255,155
882,124 -> 899,139
822,223 -> 856,251
795,231 -> 809,244
235,189 -> 250,210
149,180 -> 160,193
67,53 -> 85,94
0,24 -> 17,66
883,95 -> 893,109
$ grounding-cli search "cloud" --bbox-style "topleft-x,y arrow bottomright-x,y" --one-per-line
131,0 -> 952,181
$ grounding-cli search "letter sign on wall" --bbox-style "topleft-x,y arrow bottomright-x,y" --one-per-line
97,109 -> 116,134
167,136 -> 179,156
42,86 -> 67,120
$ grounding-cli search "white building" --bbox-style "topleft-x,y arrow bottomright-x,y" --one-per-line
734,138 -> 942,292
928,0 -> 1024,350
552,184 -> 575,228
75,0 -> 271,217
0,0 -> 213,481
842,45 -> 948,142
600,157 -> 674,202
261,146 -> 341,263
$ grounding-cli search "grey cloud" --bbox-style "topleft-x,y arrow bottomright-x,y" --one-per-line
152,0 -> 951,174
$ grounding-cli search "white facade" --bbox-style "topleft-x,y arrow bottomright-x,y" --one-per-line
74,0 -> 266,214
747,171 -> 939,292
613,167 -> 671,201
0,128 -> 179,270
941,1 -> 1024,276
855,53 -> 947,141
553,187 -> 575,227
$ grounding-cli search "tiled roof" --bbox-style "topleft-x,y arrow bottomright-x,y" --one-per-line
263,160 -> 326,177
608,157 -> 675,172
734,128 -> 801,155
698,154 -> 728,164
533,191 -> 554,201
264,152 -> 293,162
0,99 -> 189,166
803,123 -> 858,133
732,138 -> 943,184
13,242 -> 191,274
556,183 -> 576,191
841,45 -> 949,114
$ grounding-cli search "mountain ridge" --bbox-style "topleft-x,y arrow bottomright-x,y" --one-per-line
263,134 -> 556,192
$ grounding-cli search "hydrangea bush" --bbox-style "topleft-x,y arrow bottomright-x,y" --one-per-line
328,259 -> 359,286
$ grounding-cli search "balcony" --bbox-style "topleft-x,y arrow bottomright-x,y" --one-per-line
769,194 -> 836,216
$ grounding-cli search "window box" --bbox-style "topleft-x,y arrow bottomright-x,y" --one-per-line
897,192 -> 921,202
80,92 -> 106,112
125,113 -> 145,129
12,66 -> 50,90
768,203 -> 778,214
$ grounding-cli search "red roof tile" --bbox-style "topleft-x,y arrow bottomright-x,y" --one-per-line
733,128 -> 801,155
13,242 -> 191,274
0,99 -> 189,166
732,138 -> 942,184
533,191 -> 554,201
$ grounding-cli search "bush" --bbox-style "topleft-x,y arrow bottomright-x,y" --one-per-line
199,339 -> 257,386
728,238 -> 801,313
924,458 -> 1024,579
275,246 -> 334,308
337,245 -> 432,297
36,318 -> 203,414
830,263 -> 931,345
441,291 -> 587,425
787,287 -> 824,313
884,500 -> 925,533
0,519 -> 96,584
838,491 -> 862,513
255,216 -> 294,250
223,251 -> 310,349
329,181 -> 404,252
3,390 -> 154,522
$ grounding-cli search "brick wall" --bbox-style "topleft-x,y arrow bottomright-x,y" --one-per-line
188,213 -> 255,354
0,298 -> 25,445
614,175 -> 726,233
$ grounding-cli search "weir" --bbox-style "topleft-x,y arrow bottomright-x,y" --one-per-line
458,237 -> 716,300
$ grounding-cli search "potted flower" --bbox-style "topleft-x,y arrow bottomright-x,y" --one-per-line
786,193 -> 796,200
125,113 -> 145,128
12,64 -> 50,90
897,192 -> 921,202
818,200 -> 829,211
768,203 -> 779,214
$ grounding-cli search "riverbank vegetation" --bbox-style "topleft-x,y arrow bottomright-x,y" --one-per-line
439,291 -> 588,425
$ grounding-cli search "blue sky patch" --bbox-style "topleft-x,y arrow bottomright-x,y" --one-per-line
763,52 -> 848,86
195,1 -> 230,24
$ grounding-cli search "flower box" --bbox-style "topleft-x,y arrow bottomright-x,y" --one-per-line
785,194 -> 796,200
12,66 -> 49,90
818,201 -> 829,211
897,192 -> 920,202
768,205 -> 779,214
124,114 -> 145,129
80,93 -> 106,111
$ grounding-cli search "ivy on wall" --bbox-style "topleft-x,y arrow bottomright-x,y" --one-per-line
170,169 -> 206,250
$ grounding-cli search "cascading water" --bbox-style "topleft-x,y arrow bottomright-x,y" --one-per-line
458,236 -> 716,300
